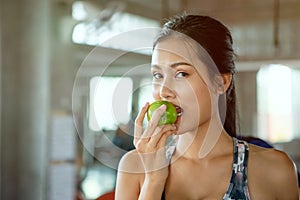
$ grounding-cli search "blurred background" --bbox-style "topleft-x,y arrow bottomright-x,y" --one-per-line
1,0 -> 300,199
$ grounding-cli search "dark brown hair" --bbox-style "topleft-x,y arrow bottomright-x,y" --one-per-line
154,14 -> 238,137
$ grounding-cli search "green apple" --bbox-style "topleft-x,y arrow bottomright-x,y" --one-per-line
147,101 -> 177,125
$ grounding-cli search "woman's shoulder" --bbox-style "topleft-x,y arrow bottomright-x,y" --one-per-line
118,149 -> 145,174
249,144 -> 296,173
115,150 -> 145,200
249,144 -> 295,168
248,144 -> 298,197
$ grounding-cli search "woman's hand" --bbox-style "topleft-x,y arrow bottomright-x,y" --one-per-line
134,102 -> 177,183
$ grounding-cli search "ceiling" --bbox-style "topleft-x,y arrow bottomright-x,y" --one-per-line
77,0 -> 300,60
69,0 -> 300,77
124,0 -> 300,24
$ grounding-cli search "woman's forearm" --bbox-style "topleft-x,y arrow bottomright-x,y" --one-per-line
138,178 -> 166,200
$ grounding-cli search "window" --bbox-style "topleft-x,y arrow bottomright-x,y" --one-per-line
89,76 -> 133,131
138,78 -> 154,110
257,64 -> 300,142
137,78 -> 154,125
71,1 -> 160,54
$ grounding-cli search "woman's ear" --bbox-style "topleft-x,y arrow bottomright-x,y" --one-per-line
214,73 -> 232,94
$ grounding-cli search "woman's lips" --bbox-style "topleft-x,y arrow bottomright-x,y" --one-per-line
174,105 -> 183,116
174,105 -> 183,123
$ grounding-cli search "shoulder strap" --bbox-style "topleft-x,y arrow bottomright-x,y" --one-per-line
223,138 -> 251,200
165,145 -> 176,164
234,138 -> 249,173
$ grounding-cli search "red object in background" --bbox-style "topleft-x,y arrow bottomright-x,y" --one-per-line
96,191 -> 115,200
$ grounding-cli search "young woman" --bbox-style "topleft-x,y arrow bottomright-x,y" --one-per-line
115,14 -> 298,200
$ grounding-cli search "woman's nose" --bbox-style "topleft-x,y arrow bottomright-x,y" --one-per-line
160,83 -> 176,100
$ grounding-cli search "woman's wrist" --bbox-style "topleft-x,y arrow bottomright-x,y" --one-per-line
139,178 -> 166,200
144,175 -> 167,187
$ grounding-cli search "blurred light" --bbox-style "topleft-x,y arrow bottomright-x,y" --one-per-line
72,10 -> 160,54
72,1 -> 88,21
257,64 -> 293,142
138,78 -> 154,125
81,167 -> 116,199
89,77 -> 133,131
81,178 -> 102,199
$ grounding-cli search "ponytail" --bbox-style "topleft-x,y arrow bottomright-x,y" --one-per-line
222,76 -> 238,137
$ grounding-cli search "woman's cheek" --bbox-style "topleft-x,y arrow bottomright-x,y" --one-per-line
151,80 -> 159,94
176,86 -> 201,133
175,105 -> 200,134
152,85 -> 160,100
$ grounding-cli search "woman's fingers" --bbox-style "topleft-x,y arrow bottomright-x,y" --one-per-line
134,102 -> 149,145
157,130 -> 176,149
134,103 -> 166,141
148,124 -> 176,148
135,102 -> 149,127
132,103 -> 177,173
134,102 -> 176,154
143,104 -> 166,138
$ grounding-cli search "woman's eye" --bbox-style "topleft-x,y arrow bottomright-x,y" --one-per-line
153,72 -> 163,79
175,72 -> 189,78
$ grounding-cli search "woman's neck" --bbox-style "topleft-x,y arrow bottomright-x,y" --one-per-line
175,117 -> 233,160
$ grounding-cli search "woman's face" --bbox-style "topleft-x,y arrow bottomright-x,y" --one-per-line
151,38 -> 216,134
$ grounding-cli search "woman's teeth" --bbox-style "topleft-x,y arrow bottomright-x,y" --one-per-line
175,106 -> 183,117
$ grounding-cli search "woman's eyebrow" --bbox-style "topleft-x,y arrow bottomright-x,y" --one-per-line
150,64 -> 161,70
170,62 -> 193,68
151,62 -> 193,69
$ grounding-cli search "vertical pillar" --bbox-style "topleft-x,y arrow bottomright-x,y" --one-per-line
19,1 -> 50,199
1,2 -> 22,199
0,0 -> 2,196
235,71 -> 258,136
1,0 -> 50,199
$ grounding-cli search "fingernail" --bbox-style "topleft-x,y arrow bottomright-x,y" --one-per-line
143,102 -> 149,109
159,104 -> 167,111
172,125 -> 177,130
